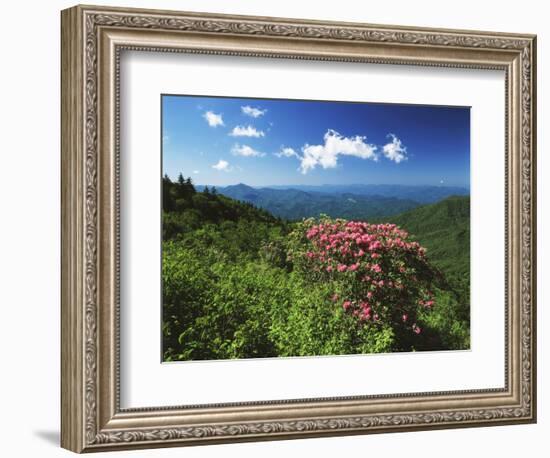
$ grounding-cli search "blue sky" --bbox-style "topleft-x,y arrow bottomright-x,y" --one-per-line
162,95 -> 470,187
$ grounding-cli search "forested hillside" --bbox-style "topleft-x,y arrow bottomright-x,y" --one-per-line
162,176 -> 470,361
385,196 -> 470,280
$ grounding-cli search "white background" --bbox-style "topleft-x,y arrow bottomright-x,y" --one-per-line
0,0 -> 546,457
121,53 -> 505,407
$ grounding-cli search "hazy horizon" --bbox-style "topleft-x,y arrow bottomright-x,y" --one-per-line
171,180 -> 471,191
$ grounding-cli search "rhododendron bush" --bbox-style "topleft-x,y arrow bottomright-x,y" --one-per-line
287,216 -> 442,347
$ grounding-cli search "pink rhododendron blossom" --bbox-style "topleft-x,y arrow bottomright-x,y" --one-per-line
292,216 -> 438,338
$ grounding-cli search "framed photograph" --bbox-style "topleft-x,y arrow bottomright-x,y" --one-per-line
61,4 -> 537,453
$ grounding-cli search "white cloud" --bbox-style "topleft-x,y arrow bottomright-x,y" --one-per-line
275,146 -> 299,159
241,105 -> 266,118
382,134 -> 408,163
229,125 -> 265,138
299,129 -> 378,174
193,170 -> 200,174
212,159 -> 231,171
203,111 -> 224,127
231,144 -> 265,157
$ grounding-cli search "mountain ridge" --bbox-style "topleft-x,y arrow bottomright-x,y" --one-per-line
198,183 -> 469,203
195,183 -> 469,221
208,184 -> 420,221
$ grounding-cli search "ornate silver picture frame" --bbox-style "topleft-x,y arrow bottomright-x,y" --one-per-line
61,4 -> 536,453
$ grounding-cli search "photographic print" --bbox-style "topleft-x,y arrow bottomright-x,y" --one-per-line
161,95 -> 471,362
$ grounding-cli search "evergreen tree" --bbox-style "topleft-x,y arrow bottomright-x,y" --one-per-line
177,173 -> 185,186
174,173 -> 186,200
162,174 -> 175,212
185,177 -> 196,194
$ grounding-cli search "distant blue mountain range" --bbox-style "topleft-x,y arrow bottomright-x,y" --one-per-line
195,183 -> 469,221
265,184 -> 470,203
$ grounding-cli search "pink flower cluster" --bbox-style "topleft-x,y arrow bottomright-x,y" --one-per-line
305,221 -> 425,267
298,218 -> 436,336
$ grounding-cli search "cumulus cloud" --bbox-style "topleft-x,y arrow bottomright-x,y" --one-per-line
299,129 -> 378,174
212,159 -> 231,171
203,111 -> 224,127
231,144 -> 265,157
382,134 -> 408,163
275,146 -> 299,158
229,125 -> 265,138
193,170 -> 199,174
241,105 -> 266,118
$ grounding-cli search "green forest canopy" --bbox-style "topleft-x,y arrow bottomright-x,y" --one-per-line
162,175 -> 470,361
